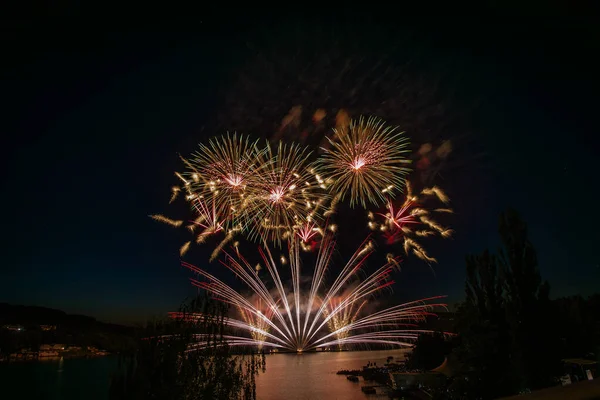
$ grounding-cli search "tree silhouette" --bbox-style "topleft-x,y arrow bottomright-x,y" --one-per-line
555,294 -> 600,360
452,209 -> 561,398
453,250 -> 516,399
110,296 -> 265,400
499,209 -> 560,390
406,332 -> 452,371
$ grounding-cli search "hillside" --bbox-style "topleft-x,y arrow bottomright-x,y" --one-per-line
0,303 -> 137,356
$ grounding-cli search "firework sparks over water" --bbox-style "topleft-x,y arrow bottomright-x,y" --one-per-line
153,116 -> 453,265
181,133 -> 260,230
153,116 -> 456,352
369,181 -> 453,264
153,135 -> 327,257
237,297 -> 277,348
319,116 -> 412,208
171,234 -> 449,352
242,141 -> 325,245
324,295 -> 367,350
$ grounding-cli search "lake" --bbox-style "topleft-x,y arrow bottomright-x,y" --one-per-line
0,356 -> 120,399
0,349 -> 409,399
257,349 -> 409,399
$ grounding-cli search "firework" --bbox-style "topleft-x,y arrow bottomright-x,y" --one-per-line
189,195 -> 226,243
150,214 -> 183,227
369,181 -> 453,264
173,233 -> 448,352
238,297 -> 277,348
155,123 -> 449,261
319,116 -> 412,208
324,295 -> 367,350
151,134 -> 263,258
295,221 -> 320,243
294,220 -> 324,252
242,141 -> 325,245
182,133 -> 262,227
155,134 -> 331,257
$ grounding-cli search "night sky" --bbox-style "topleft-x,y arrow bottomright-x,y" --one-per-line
2,14 -> 599,324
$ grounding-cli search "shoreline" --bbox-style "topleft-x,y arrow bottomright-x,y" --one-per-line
1,352 -> 112,363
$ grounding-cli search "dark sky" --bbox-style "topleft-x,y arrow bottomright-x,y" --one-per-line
2,14 -> 599,324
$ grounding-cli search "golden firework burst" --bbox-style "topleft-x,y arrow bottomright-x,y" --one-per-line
319,116 -> 411,208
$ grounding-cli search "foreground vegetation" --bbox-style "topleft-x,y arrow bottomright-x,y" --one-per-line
407,209 -> 599,399
109,297 -> 265,400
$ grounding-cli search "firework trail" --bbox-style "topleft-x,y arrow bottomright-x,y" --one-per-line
172,234 -> 449,352
368,181 -> 453,264
242,141 -> 325,245
324,293 -> 367,350
319,116 -> 412,208
212,24 -> 480,190
216,24 -> 469,148
155,135 -> 336,257
154,136 -> 319,257
150,214 -> 183,227
153,126 -> 454,351
153,119 -> 452,262
189,195 -> 226,243
237,296 -> 277,348
181,133 -> 261,230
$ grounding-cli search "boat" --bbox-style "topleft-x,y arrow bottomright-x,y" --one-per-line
346,375 -> 359,382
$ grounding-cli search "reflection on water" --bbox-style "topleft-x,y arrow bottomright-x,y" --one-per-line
257,349 -> 409,400
0,349 -> 408,399
0,356 -> 119,400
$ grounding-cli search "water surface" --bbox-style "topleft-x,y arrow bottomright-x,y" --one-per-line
0,356 -> 119,400
0,349 -> 408,399
256,349 -> 409,400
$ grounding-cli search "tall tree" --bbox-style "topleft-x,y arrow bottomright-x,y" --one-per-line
499,209 -> 560,390
452,209 -> 561,398
453,250 -> 517,399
